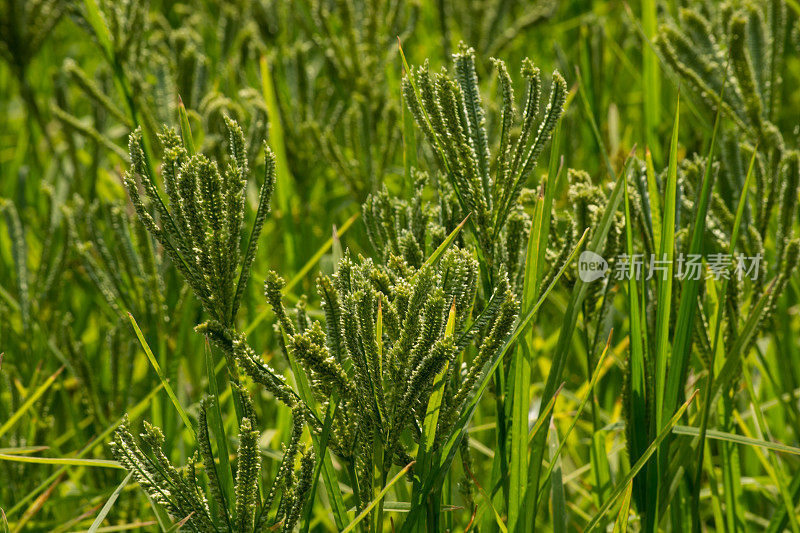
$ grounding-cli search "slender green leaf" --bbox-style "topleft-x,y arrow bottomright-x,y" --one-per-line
0,366 -> 63,440
0,454 -> 123,469
128,313 -> 194,435
88,473 -> 134,533
342,461 -> 415,533
177,96 -> 195,156
585,391 -> 698,531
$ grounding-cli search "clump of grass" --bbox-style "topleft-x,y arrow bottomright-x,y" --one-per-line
112,116 -> 316,531
4,1 -> 800,531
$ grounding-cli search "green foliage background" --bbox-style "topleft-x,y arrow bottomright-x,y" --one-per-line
2,0 -> 800,531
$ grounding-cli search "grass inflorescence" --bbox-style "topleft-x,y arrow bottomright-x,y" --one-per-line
2,1 -> 800,532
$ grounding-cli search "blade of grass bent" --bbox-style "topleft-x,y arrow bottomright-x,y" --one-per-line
585,391 -> 698,532
341,462 -> 415,533
673,425 -> 800,456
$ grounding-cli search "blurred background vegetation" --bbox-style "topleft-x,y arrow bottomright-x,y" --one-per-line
2,0 -> 800,531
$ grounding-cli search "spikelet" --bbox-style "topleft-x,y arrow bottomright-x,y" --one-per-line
282,449 -> 315,533
1,201 -> 30,332
233,418 -> 260,532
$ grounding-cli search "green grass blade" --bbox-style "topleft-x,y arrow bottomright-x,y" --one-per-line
673,425 -> 800,456
342,461 -> 415,533
612,484 -> 633,533
260,54 -> 296,268
0,454 -> 123,469
164,513 -> 195,532
88,473 -> 134,533
284,213 -> 359,295
585,391 -> 698,532
0,447 -> 48,455
416,213 -> 470,275
82,0 -> 114,60
646,97 -> 681,531
177,96 -> 195,156
203,341 -> 234,517
0,366 -> 63,440
767,474 -> 800,533
624,144 -> 649,511
420,301 -> 456,465
653,97 -> 680,430
641,0 -> 661,164
527,384 -> 564,444
549,420 -> 566,533
508,191 -> 544,532
662,87 -> 725,428
128,312 -> 195,435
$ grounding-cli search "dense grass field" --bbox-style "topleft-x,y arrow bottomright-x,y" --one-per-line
2,0 -> 800,531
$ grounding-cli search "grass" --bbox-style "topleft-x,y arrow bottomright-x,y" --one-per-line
2,0 -> 800,531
